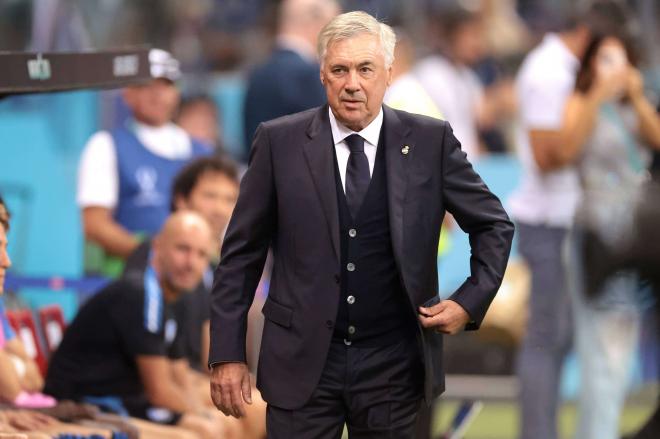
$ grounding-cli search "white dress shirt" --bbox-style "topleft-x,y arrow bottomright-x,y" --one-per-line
328,107 -> 383,193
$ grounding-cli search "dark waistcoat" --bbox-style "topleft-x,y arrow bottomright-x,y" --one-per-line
332,131 -> 417,346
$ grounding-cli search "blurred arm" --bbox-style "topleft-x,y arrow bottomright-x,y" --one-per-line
3,339 -> 43,392
627,69 -> 660,149
631,94 -> 660,149
82,207 -> 139,258
137,356 -> 191,413
77,131 -> 138,257
530,92 -> 601,171
530,71 -> 628,172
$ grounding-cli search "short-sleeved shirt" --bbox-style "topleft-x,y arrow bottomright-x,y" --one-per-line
508,33 -> 581,227
414,54 -> 484,161
44,272 -> 184,400
384,73 -> 444,121
123,241 -> 212,371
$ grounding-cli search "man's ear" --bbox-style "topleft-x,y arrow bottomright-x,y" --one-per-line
386,66 -> 393,87
320,70 -> 325,85
173,195 -> 187,211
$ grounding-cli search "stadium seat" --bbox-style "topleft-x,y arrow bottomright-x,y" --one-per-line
39,304 -> 67,354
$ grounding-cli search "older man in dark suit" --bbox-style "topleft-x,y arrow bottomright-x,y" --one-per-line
211,11 -> 514,438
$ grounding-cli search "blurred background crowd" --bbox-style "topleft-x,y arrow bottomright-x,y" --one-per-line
1,0 -> 660,438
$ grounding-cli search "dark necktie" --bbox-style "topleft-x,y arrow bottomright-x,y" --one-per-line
344,134 -> 370,218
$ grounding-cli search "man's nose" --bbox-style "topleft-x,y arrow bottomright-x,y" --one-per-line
0,250 -> 11,269
345,70 -> 360,92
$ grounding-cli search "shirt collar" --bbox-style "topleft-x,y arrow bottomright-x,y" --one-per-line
328,106 -> 384,147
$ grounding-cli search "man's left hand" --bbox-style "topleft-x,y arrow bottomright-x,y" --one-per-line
418,300 -> 470,334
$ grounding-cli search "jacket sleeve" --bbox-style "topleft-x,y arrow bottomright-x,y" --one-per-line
209,124 -> 276,365
440,123 -> 515,329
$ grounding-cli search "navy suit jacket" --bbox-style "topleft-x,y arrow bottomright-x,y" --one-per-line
211,105 -> 514,409
243,47 -> 326,154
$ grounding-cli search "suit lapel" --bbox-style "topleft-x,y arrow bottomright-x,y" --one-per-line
383,106 -> 412,270
303,106 -> 340,262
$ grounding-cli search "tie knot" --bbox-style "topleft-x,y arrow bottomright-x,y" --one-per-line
345,134 -> 364,153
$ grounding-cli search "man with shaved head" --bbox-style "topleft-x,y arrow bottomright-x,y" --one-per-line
45,212 -> 229,439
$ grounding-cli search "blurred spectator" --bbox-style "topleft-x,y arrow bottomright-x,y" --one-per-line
77,49 -> 210,277
564,28 -> 660,439
0,409 -> 112,438
121,157 -> 267,438
242,0 -> 339,151
384,28 -> 443,119
124,156 -> 240,371
475,0 -> 529,154
507,2 -> 631,438
619,101 -> 660,439
0,300 -> 54,410
44,211 -> 249,439
0,197 -> 146,439
0,198 -> 53,409
176,95 -> 226,153
480,0 -> 531,59
624,181 -> 660,439
415,3 -> 494,160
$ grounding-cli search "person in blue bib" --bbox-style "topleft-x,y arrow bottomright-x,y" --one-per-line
77,49 -> 210,275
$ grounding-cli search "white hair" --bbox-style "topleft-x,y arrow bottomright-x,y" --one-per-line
317,11 -> 396,68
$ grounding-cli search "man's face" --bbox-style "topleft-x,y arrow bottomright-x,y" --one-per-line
176,102 -> 219,147
0,225 -> 11,294
155,219 -> 212,293
451,20 -> 485,66
176,171 -> 239,239
320,34 -> 392,131
123,79 -> 180,126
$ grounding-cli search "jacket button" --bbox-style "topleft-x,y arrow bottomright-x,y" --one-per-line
326,320 -> 333,329
347,295 -> 355,305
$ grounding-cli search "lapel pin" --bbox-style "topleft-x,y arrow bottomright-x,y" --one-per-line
401,145 -> 410,155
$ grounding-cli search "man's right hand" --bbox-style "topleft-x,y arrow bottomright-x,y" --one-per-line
210,362 -> 252,418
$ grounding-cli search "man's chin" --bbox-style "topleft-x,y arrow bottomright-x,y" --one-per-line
180,281 -> 201,292
169,279 -> 198,294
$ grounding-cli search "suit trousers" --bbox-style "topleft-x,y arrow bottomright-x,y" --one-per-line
266,334 -> 424,439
